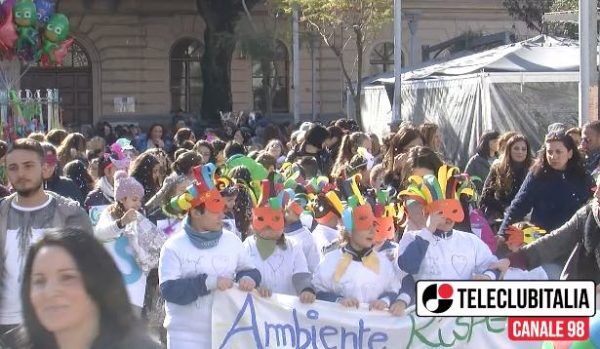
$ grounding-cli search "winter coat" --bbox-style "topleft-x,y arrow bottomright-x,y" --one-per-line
479,163 -> 528,221
465,154 -> 494,193
498,168 -> 594,236
45,174 -> 84,206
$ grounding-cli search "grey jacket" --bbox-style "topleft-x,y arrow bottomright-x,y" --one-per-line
510,204 -> 594,277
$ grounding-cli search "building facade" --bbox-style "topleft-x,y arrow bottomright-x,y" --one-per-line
23,0 -> 532,128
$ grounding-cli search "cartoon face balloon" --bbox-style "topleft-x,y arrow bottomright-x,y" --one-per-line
13,0 -> 36,27
44,13 -> 68,42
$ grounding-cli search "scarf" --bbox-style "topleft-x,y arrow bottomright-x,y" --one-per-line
98,176 -> 114,202
284,220 -> 303,234
183,219 -> 222,249
255,235 -> 287,260
333,245 -> 379,282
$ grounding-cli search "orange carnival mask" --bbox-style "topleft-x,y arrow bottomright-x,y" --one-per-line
425,199 -> 464,223
252,206 -> 285,234
374,216 -> 395,243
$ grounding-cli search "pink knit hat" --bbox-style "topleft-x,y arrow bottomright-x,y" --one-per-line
114,171 -> 144,202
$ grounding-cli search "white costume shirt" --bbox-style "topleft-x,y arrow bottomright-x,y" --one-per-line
312,249 -> 401,304
159,230 -> 255,349
243,236 -> 309,295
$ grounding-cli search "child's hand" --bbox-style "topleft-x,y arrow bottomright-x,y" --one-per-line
120,209 -> 138,226
238,277 -> 256,292
369,299 -> 388,311
257,286 -> 272,298
217,277 -> 234,291
389,300 -> 407,316
472,274 -> 492,280
426,211 -> 445,233
299,290 -> 316,304
338,297 -> 360,308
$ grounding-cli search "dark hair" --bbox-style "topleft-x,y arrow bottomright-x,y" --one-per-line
20,228 -> 136,349
297,157 -> 319,179
172,151 -> 203,175
584,120 -> 600,134
27,132 -> 45,142
174,128 -> 194,147
475,131 -> 500,159
64,160 -> 94,197
346,154 -> 368,177
419,123 -> 439,150
212,139 -> 226,154
304,125 -> 330,149
56,133 -> 86,168
146,124 -> 165,142
224,141 -> 246,159
130,152 -> 161,203
7,138 -> 44,161
493,134 -> 533,196
402,146 -> 444,186
532,132 -> 586,178
0,140 -> 7,158
256,152 -> 276,171
383,126 -> 424,172
193,140 -> 215,162
332,132 -> 369,177
40,142 -> 57,157
45,129 -> 67,148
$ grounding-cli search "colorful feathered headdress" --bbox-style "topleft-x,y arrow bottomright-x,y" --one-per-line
164,163 -> 226,217
339,175 -> 374,233
398,165 -> 475,223
252,174 -> 287,233
372,188 -> 398,243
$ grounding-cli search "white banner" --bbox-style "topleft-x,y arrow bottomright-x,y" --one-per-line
212,289 -> 544,349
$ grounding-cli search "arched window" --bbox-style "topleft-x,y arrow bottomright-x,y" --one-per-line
252,40 -> 289,113
369,42 -> 403,75
170,38 -> 203,114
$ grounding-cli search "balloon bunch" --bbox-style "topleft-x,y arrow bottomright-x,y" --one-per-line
0,0 -> 73,65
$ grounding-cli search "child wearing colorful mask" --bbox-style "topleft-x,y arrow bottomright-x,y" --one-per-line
283,190 -> 322,272
158,164 -> 261,349
397,166 -> 508,299
372,188 -> 400,261
243,180 -> 316,302
311,192 -> 344,254
94,171 -> 166,313
312,192 -> 410,316
221,185 -> 241,239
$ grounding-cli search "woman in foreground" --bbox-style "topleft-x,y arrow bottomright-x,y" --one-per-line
17,228 -> 160,349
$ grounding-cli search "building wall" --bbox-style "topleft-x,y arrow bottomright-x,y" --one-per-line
58,0 -> 533,125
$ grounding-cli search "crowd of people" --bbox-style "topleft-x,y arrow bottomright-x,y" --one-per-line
0,113 -> 599,349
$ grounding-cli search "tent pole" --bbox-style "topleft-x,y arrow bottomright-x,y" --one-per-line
579,0 -> 598,125
392,0 -> 402,126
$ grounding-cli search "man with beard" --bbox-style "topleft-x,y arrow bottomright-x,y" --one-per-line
0,139 -> 92,343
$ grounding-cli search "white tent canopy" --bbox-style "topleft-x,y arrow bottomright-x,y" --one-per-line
362,35 -> 580,167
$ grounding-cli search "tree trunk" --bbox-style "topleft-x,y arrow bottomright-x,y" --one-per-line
200,19 -> 236,125
196,0 -> 261,125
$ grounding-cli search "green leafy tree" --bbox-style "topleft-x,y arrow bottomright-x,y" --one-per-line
273,0 -> 392,125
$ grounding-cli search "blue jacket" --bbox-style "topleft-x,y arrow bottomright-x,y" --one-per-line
498,168 -> 593,236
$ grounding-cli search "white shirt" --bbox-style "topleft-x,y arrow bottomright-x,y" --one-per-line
313,224 -> 340,254
285,225 -> 322,272
243,236 -> 309,296
159,230 -> 255,348
397,228 -> 498,281
1,197 -> 53,324
312,249 -> 401,304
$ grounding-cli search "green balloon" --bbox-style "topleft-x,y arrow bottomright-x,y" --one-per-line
45,13 -> 70,42
570,340 -> 596,349
13,0 -> 37,27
